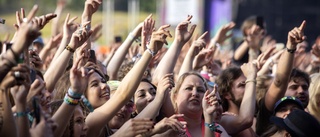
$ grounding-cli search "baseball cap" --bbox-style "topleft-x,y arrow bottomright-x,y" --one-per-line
274,96 -> 304,112
33,37 -> 44,46
270,109 -> 320,137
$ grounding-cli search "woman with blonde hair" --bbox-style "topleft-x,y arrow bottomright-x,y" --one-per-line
307,73 -> 320,122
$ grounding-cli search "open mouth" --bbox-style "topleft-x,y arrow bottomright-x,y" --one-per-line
100,92 -> 110,99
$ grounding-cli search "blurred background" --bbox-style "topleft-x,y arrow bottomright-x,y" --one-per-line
0,0 -> 319,51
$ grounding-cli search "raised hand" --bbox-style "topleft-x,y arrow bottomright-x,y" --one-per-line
32,13 -> 57,30
152,114 -> 186,135
68,21 -> 93,50
8,64 -> 31,104
112,118 -> 154,137
83,0 -> 102,17
193,49 -> 214,70
245,25 -> 265,48
29,50 -> 43,69
156,73 -> 174,98
148,24 -> 172,55
287,20 -> 306,48
241,62 -> 258,80
44,33 -> 63,51
13,8 -> 26,30
141,14 -> 155,50
311,43 -> 320,58
175,15 -> 197,44
69,54 -> 94,94
202,86 -> 223,122
63,13 -> 78,38
211,22 -> 235,45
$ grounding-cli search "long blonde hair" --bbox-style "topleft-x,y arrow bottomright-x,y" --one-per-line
307,73 -> 320,122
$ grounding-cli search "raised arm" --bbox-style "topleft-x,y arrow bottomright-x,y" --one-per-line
152,15 -> 196,85
85,25 -> 171,137
135,74 -> 174,119
52,55 -> 93,137
264,21 -> 306,111
106,18 -> 145,80
81,0 -> 102,49
51,0 -> 66,36
220,62 -> 257,135
234,25 -> 264,62
178,32 -> 207,76
44,22 -> 92,92
51,14 -> 78,62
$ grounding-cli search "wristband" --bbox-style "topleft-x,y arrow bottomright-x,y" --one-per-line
65,45 -> 75,53
147,48 -> 156,57
128,32 -> 136,41
64,94 -> 80,106
67,88 -> 82,99
245,79 -> 256,84
204,122 -> 220,132
82,95 -> 94,112
14,111 -> 29,117
286,47 -> 296,53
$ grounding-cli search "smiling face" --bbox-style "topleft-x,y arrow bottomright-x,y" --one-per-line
174,74 -> 207,116
134,81 -> 156,113
86,72 -> 110,109
108,100 -> 134,129
73,105 -> 88,137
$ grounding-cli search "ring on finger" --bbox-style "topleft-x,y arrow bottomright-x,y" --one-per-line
14,71 -> 21,78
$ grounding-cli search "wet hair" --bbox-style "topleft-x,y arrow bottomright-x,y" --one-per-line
215,67 -> 243,111
170,71 -> 208,113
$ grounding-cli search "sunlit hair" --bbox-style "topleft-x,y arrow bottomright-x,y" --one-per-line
50,100 -> 90,137
307,73 -> 320,122
118,62 -> 134,81
241,15 -> 257,37
256,74 -> 273,102
170,71 -> 208,113
215,67 -> 243,111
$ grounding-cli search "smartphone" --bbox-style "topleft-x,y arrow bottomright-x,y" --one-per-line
256,16 -> 264,29
32,97 -> 41,124
89,49 -> 96,64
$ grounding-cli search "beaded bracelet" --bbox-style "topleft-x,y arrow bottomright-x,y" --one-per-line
147,48 -> 156,57
65,45 -> 75,53
14,111 -> 29,117
64,94 -> 80,106
68,88 -> 82,99
205,122 -> 220,132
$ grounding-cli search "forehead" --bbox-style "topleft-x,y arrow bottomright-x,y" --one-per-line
138,81 -> 153,88
181,75 -> 205,86
232,75 -> 246,85
89,72 -> 103,80
288,78 -> 308,86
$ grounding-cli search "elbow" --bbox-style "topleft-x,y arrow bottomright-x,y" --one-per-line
241,117 -> 254,129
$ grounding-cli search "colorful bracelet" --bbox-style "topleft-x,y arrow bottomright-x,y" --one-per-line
64,94 -> 80,106
67,88 -> 82,99
14,111 -> 29,117
82,95 -> 94,112
204,122 -> 220,132
147,48 -> 156,57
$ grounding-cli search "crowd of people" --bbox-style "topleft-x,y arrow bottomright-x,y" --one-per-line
0,0 -> 320,137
